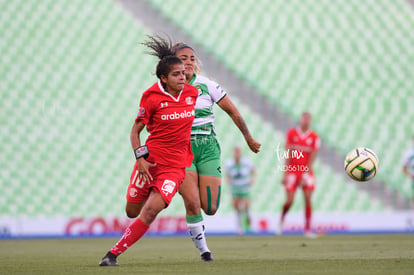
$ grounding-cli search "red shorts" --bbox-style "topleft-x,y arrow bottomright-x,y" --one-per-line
283,171 -> 315,192
126,162 -> 185,206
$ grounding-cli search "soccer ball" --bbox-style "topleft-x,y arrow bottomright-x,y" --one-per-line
344,147 -> 379,181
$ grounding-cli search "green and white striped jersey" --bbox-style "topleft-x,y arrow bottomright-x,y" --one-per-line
225,157 -> 255,195
189,74 -> 227,135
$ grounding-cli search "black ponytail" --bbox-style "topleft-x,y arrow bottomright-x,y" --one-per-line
142,34 -> 183,79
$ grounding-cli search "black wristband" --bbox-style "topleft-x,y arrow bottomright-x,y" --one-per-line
134,145 -> 149,160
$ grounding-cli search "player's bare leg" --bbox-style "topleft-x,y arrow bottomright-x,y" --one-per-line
277,191 -> 295,235
235,198 -> 251,234
198,174 -> 221,260
233,198 -> 244,234
100,191 -> 166,266
199,175 -> 221,216
303,189 -> 317,238
243,198 -> 251,232
411,183 -> 414,209
180,171 -> 202,216
179,171 -> 213,262
139,191 -> 167,224
125,201 -> 145,218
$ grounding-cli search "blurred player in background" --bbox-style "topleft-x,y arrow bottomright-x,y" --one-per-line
99,35 -> 198,266
276,112 -> 320,238
225,146 -> 256,235
173,43 -> 261,261
402,136 -> 414,205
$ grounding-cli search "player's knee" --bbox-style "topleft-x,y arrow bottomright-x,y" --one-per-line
140,205 -> 161,224
283,201 -> 293,209
286,194 -> 295,204
140,212 -> 156,225
125,209 -> 139,219
204,205 -> 218,216
184,198 -> 201,215
125,202 -> 144,219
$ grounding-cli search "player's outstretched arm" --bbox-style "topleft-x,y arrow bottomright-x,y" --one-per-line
217,96 -> 261,153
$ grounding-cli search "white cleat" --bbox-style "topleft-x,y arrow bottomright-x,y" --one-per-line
275,222 -> 283,236
304,231 -> 318,239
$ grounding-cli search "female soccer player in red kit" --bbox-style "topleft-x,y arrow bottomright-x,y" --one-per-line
99,35 -> 198,266
276,112 -> 320,238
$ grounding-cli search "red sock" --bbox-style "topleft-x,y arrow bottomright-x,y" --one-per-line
110,218 -> 149,256
281,202 -> 291,222
305,205 -> 312,231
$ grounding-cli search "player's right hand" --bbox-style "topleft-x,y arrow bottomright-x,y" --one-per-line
136,158 -> 157,184
246,137 -> 261,153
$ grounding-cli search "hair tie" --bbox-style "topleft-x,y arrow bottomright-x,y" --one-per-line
176,43 -> 194,51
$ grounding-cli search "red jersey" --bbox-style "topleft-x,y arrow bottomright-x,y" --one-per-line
135,81 -> 198,168
285,127 -> 320,169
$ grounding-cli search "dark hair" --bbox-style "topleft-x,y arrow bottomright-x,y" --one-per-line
172,42 -> 201,74
142,34 -> 183,79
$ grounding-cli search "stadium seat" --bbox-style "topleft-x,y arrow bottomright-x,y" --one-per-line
145,0 -> 414,204
1,0 -> 411,223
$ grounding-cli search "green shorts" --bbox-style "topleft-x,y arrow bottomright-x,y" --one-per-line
187,134 -> 222,177
232,192 -> 250,199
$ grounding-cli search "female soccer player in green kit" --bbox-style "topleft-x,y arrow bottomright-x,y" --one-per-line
173,43 -> 261,261
225,146 -> 256,235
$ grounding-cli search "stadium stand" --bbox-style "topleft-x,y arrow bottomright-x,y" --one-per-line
2,0 -> 413,222
0,0 -> 157,217
144,0 -> 414,199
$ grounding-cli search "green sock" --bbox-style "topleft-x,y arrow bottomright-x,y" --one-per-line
186,213 -> 203,224
242,215 -> 250,231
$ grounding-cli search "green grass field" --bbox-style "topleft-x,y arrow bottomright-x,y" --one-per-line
1,235 -> 413,274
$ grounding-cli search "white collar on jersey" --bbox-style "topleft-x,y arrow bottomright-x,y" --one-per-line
295,126 -> 312,139
157,80 -> 183,102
